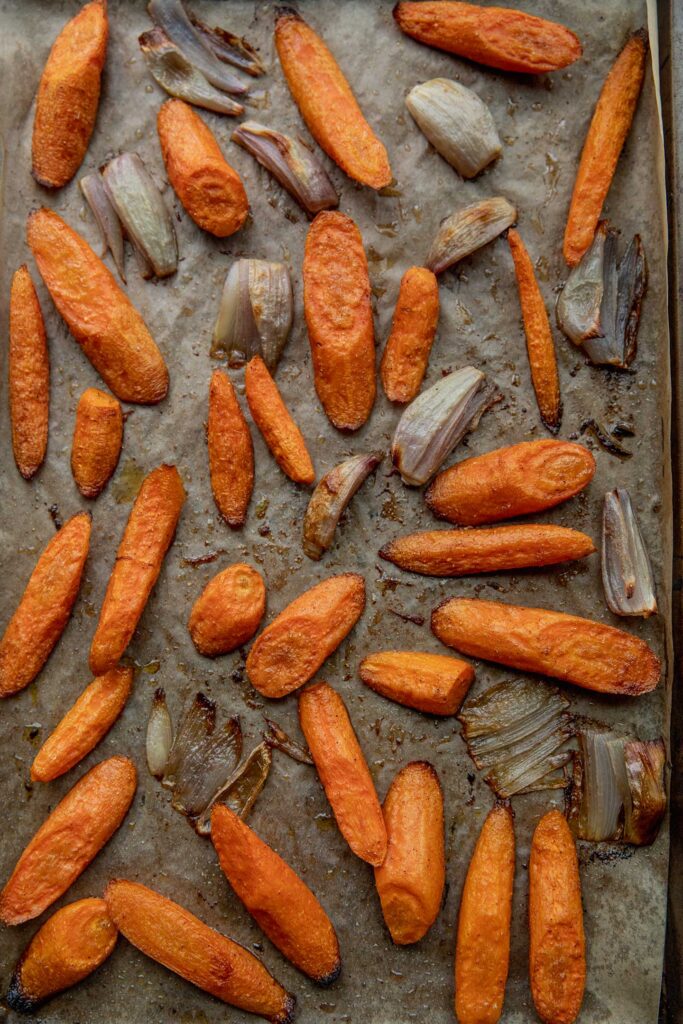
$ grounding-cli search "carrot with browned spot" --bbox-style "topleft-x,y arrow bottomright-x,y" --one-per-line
71,387 -> 123,498
189,563 -> 266,657
208,369 -> 254,527
245,356 -> 315,485
9,266 -> 49,480
359,651 -> 474,716
380,266 -> 439,404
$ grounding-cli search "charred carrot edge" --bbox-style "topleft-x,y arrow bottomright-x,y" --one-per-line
7,897 -> 117,1012
431,597 -> 661,696
380,266 -> 439,404
507,229 -> 561,432
299,681 -> 387,866
9,266 -> 49,480
374,761 -> 445,944
71,387 -> 123,498
189,563 -> 266,657
529,810 -> 586,1024
563,30 -> 648,266
246,573 -> 366,698
31,666 -> 133,783
27,208 -> 168,404
359,650 -> 474,715
303,211 -> 376,432
393,2 -> 581,75
0,512 -> 91,698
211,803 -> 341,984
245,356 -> 315,485
208,369 -> 254,528
157,99 -> 248,237
0,756 -> 136,926
105,879 -> 295,1023
275,7 -> 392,189
89,465 -> 185,676
32,0 -> 108,188
455,803 -> 515,1024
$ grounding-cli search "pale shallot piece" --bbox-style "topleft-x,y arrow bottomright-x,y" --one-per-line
602,487 -> 656,617
80,172 -> 126,282
406,78 -> 501,178
102,153 -> 178,279
147,0 -> 248,95
139,27 -> 245,115
146,688 -> 174,779
303,452 -> 382,560
212,259 -> 293,370
426,197 -> 516,274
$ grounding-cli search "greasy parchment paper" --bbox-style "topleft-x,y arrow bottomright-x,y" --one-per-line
0,1 -> 672,1022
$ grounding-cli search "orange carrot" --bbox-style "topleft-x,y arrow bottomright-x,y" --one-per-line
299,681 -> 387,865
208,369 -> 254,528
9,265 -> 49,480
359,650 -> 474,715
245,356 -> 315,484
189,563 -> 266,657
0,512 -> 90,698
71,387 -> 123,498
380,267 -> 439,403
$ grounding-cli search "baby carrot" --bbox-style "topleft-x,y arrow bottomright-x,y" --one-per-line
208,369 -> 254,528
189,563 -> 266,657
455,804 -> 515,1024
245,356 -> 315,485
374,761 -> 445,944
9,265 -> 49,480
563,30 -> 648,266
7,898 -> 117,1012
89,465 -> 185,676
359,651 -> 474,715
157,98 -> 248,237
32,0 -> 108,188
507,229 -> 561,432
31,665 -> 133,783
275,8 -> 392,189
0,756 -> 136,926
71,387 -> 123,498
529,810 -> 586,1024
105,879 -> 295,1023
299,681 -> 387,866
211,803 -> 341,984
27,208 -> 168,404
0,512 -> 90,698
380,267 -> 439,404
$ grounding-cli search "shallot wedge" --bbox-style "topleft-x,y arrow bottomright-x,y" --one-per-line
186,7 -> 265,76
602,488 -> 657,617
147,0 -> 248,95
426,197 -> 516,274
303,452 -> 382,560
139,28 -> 245,115
212,259 -> 293,370
406,78 -> 501,178
102,153 -> 178,279
80,172 -> 126,281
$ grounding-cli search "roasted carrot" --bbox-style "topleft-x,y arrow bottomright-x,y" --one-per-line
374,761 -> 445,944
7,897 -> 117,1012
246,573 -> 366,698
245,356 -> 315,485
529,810 -> 585,1024
157,98 -> 248,237
455,804 -> 515,1024
71,387 -> 123,498
563,30 -> 648,266
9,266 -> 49,480
0,512 -> 90,698
105,880 -> 295,1023
507,229 -> 561,431
189,563 -> 266,657
425,439 -> 596,526
299,681 -> 387,865
208,369 -> 254,528
380,524 -> 595,577
89,465 -> 185,675
211,803 -> 341,984
32,0 -> 108,188
275,8 -> 392,189
27,208 -> 168,404
0,756 -> 136,926
31,666 -> 133,783
359,651 -> 474,715
393,2 -> 581,74
431,597 -> 661,696
380,267 -> 439,404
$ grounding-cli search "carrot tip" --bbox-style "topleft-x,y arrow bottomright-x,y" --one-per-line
316,959 -> 342,987
6,974 -> 37,1014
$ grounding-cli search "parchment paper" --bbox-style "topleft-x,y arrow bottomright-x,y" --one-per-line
0,2 -> 672,1022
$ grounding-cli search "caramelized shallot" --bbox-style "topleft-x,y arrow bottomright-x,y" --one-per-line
602,488 -> 657,617
139,27 -> 245,115
426,197 -> 516,274
303,452 -> 382,560
212,259 -> 293,370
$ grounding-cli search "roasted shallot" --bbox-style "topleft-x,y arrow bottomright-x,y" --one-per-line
80,172 -> 126,281
147,0 -> 248,95
426,197 -> 516,275
303,452 -> 382,560
602,487 -> 657,617
212,259 -> 293,370
139,28 -> 245,115
406,78 -> 501,178
186,6 -> 265,76
103,153 -> 177,278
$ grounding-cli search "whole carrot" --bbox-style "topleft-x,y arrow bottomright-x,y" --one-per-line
208,369 -> 254,528
211,803 -> 341,984
27,208 -> 168,404
507,229 -> 561,432
299,681 -> 387,865
89,465 -> 185,675
245,356 -> 315,485
71,387 -> 123,498
105,880 -> 295,1023
189,563 -> 266,657
32,0 -> 108,188
380,267 -> 440,404
303,211 -> 376,431
563,30 -> 648,266
432,597 -> 661,696
529,810 -> 585,1024
0,512 -> 90,698
0,756 -> 136,926
374,761 -> 445,944
9,266 -> 49,480
275,8 -> 392,189
7,898 -> 117,1013
359,650 -> 474,715
455,804 -> 515,1024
